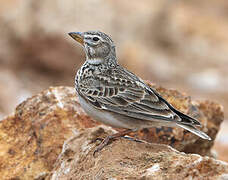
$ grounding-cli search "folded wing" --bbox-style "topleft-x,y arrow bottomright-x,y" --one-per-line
78,67 -> 188,124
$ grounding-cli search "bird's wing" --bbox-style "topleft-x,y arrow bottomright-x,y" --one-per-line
78,66 -> 198,125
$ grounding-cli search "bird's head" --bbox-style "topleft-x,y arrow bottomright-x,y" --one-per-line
68,31 -> 116,64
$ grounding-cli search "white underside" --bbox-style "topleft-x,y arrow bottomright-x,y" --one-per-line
79,96 -> 130,129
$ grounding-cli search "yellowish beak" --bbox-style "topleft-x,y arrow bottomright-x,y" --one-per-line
68,32 -> 84,45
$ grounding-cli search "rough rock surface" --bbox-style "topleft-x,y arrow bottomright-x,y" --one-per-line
0,85 -> 224,179
49,126 -> 228,180
0,87 -> 97,180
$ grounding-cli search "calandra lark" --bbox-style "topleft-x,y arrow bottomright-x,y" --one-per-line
68,31 -> 211,155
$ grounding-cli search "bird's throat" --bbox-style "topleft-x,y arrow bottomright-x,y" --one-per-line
86,58 -> 104,65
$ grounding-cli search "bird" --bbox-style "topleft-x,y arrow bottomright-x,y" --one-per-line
68,31 -> 211,155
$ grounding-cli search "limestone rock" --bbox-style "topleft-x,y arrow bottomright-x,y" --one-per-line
0,85 -> 224,179
49,126 -> 228,180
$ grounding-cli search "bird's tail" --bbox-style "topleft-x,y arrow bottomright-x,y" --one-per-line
177,123 -> 211,140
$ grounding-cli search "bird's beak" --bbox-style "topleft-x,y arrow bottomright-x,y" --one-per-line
68,32 -> 84,45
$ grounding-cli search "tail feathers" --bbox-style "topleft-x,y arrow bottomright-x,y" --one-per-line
177,123 -> 211,140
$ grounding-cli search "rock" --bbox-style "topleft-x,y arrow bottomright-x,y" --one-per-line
0,87 -> 96,179
49,126 -> 228,180
0,85 -> 224,179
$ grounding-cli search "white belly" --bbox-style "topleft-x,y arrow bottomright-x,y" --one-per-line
78,95 -> 130,129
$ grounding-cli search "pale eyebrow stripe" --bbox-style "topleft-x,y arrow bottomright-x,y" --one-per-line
84,35 -> 101,40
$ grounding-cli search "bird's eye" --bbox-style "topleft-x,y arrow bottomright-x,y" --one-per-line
93,37 -> 100,41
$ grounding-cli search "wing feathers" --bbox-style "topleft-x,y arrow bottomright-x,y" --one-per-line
173,109 -> 201,126
79,67 -> 202,127
104,104 -> 176,122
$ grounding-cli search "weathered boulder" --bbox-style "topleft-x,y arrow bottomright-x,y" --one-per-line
0,86 -> 96,180
49,126 -> 228,180
0,85 -> 224,179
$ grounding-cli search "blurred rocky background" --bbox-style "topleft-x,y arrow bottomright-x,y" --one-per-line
0,0 -> 227,161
